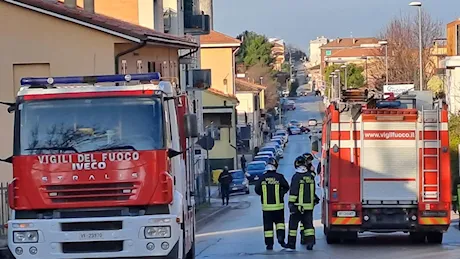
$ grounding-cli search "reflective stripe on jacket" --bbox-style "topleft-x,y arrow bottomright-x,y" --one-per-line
255,171 -> 290,211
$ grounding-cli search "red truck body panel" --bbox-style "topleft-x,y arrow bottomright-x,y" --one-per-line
10,150 -> 172,210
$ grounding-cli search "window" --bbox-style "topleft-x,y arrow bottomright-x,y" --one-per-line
457,25 -> 460,55
18,97 -> 164,155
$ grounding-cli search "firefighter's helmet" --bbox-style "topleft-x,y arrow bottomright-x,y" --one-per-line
303,153 -> 314,163
265,157 -> 279,171
294,155 -> 307,168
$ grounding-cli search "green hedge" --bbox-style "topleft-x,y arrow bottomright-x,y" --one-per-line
449,115 -> 460,178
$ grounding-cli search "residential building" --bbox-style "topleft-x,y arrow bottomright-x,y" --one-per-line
0,0 -> 198,182
269,38 -> 285,71
200,30 -> 241,170
309,36 -> 329,68
320,37 -> 380,72
441,19 -> 460,114
235,79 -> 266,152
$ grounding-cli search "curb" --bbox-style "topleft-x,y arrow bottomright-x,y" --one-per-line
196,205 -> 232,231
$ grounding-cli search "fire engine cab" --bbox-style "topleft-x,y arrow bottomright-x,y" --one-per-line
313,89 -> 451,244
1,73 -> 197,258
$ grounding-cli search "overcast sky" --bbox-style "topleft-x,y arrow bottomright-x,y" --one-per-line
213,0 -> 460,52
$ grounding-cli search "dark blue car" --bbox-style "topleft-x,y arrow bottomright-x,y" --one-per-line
229,170 -> 250,194
246,161 -> 266,182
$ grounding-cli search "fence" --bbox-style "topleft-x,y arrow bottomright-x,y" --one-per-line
0,183 -> 8,236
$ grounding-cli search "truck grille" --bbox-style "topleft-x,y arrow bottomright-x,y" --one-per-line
45,183 -> 136,203
62,241 -> 123,254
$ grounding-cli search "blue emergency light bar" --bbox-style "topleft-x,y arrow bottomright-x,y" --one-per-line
20,73 -> 161,86
376,100 -> 401,108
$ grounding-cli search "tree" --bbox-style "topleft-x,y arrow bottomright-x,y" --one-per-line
372,11 -> 442,89
236,31 -> 273,67
324,64 -> 365,89
245,63 -> 279,109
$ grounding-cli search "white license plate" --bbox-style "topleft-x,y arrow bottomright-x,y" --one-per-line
232,187 -> 238,190
337,211 -> 356,217
79,232 -> 104,240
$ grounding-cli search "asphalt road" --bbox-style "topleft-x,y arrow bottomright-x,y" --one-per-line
195,95 -> 460,259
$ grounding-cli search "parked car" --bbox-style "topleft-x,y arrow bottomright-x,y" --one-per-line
289,120 -> 302,128
253,155 -> 271,164
285,100 -> 296,110
270,138 -> 283,147
229,170 -> 250,194
271,136 -> 286,147
289,126 -> 301,135
274,130 -> 288,143
260,146 -> 280,160
246,161 -> 267,181
257,151 -> 275,160
265,143 -> 283,158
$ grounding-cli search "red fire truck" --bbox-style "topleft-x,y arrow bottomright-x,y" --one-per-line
0,73 -> 197,258
314,90 -> 451,244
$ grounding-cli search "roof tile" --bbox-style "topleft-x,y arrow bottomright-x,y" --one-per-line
235,79 -> 267,92
330,48 -> 383,58
206,88 -> 239,101
200,30 -> 241,45
5,0 -> 197,47
321,37 -> 379,48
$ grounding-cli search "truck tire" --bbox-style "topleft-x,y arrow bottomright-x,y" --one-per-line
409,232 -> 426,244
325,229 -> 341,244
426,232 -> 443,244
185,240 -> 195,259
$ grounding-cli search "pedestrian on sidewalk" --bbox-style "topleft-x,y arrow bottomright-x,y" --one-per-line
255,158 -> 290,250
218,166 -> 232,206
240,154 -> 247,171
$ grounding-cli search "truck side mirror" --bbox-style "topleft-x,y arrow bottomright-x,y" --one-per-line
0,156 -> 12,164
184,113 -> 199,138
0,102 -> 15,113
311,140 -> 319,153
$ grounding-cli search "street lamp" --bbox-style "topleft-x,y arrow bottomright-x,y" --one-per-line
341,65 -> 347,90
409,1 -> 423,90
378,40 -> 389,86
329,74 -> 335,99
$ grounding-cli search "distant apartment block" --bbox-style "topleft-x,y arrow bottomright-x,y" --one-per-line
269,38 -> 285,71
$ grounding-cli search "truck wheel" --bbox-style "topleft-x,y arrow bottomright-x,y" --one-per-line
409,232 -> 426,244
426,232 -> 443,244
325,229 -> 341,244
185,240 -> 195,259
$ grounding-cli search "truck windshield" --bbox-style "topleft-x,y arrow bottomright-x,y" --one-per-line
18,97 -> 164,155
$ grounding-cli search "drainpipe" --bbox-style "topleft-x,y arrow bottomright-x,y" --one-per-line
114,41 -> 147,74
179,48 -> 199,59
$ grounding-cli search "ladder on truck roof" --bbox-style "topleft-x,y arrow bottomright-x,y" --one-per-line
421,107 -> 441,202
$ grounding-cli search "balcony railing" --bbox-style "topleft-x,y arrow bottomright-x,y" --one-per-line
184,14 -> 210,35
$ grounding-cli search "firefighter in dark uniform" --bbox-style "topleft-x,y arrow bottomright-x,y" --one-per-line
294,153 -> 317,244
287,156 -> 320,250
453,175 -> 460,228
255,158 -> 290,250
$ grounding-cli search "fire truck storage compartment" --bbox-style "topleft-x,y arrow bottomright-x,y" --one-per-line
361,121 -> 418,202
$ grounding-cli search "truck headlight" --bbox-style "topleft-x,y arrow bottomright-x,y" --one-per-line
144,226 -> 171,239
13,231 -> 38,243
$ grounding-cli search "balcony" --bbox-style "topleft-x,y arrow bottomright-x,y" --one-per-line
184,14 -> 210,35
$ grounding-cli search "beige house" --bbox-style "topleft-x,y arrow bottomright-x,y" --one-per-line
200,31 -> 241,170
0,0 -> 198,181
235,79 -> 266,152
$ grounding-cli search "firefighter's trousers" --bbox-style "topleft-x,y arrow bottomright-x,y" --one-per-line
262,210 -> 285,246
288,210 -> 315,246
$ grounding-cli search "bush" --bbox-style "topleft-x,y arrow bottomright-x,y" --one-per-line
449,115 -> 460,178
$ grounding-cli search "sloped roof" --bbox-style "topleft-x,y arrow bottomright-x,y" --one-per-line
200,30 -> 241,47
330,48 -> 383,58
235,79 -> 267,92
3,0 -> 198,48
206,88 -> 239,101
321,37 -> 379,48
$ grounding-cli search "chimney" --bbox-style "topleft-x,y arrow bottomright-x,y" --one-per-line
336,38 -> 340,43
353,38 -> 357,44
64,0 -> 76,8
84,0 -> 95,13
